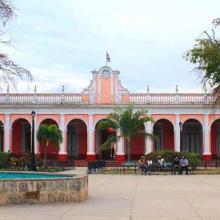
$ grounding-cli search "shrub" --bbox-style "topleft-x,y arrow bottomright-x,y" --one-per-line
0,152 -> 32,170
16,154 -> 31,169
0,152 -> 11,169
145,150 -> 202,167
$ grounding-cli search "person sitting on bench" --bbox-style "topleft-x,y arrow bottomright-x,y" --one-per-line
179,156 -> 189,175
146,157 -> 153,175
138,156 -> 146,175
157,155 -> 166,171
172,156 -> 180,175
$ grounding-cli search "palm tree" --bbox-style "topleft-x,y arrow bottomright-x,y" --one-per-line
98,105 -> 153,162
37,124 -> 63,167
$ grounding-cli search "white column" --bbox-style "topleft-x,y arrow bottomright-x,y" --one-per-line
87,114 -> 95,157
175,114 -> 180,152
4,113 -> 10,152
59,114 -> 66,155
204,114 -> 211,156
144,121 -> 153,154
117,132 -> 125,156
34,117 -> 38,154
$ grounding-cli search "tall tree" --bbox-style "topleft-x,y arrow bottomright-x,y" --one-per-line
37,124 -> 63,167
0,0 -> 32,89
98,105 -> 153,162
185,18 -> 220,104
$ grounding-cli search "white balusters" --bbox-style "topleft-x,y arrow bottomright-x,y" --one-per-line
129,93 -> 210,104
0,93 -> 83,104
0,92 -> 212,105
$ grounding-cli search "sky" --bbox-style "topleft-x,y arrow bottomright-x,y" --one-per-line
3,0 -> 220,93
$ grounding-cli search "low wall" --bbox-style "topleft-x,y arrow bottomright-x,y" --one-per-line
0,173 -> 88,205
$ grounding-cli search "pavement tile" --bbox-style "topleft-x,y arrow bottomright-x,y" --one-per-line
1,174 -> 220,220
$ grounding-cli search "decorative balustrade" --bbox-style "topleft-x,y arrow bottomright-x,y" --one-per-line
129,93 -> 213,104
0,93 -> 84,104
0,92 -> 214,105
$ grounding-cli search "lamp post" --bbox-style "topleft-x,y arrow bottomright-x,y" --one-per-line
30,110 -> 37,171
179,121 -> 182,152
0,124 -> 3,152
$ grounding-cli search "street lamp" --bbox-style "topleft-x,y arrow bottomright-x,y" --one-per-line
30,110 -> 37,171
179,122 -> 182,152
0,124 -> 3,152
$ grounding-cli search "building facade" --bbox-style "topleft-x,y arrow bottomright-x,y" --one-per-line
0,65 -> 220,161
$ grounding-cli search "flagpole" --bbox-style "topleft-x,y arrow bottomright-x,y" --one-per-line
106,51 -> 110,66
106,51 -> 107,66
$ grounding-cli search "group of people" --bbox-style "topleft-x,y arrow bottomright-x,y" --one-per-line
172,155 -> 189,175
138,155 -> 189,175
138,156 -> 154,175
138,155 -> 166,175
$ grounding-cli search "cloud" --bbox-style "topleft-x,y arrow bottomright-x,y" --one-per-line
8,66 -> 90,93
5,0 -> 220,94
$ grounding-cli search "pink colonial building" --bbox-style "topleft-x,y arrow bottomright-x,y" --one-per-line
0,65 -> 220,161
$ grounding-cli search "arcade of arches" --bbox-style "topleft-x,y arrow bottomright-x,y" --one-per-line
153,119 -> 174,151
128,124 -> 145,160
211,119 -> 220,159
95,121 -> 145,160
38,119 -> 59,159
12,119 -> 31,155
67,119 -> 87,159
181,119 -> 203,155
2,116 -> 220,161
95,120 -> 116,160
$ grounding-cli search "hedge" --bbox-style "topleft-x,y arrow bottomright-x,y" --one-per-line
0,152 -> 10,169
145,150 -> 202,167
0,152 -> 31,169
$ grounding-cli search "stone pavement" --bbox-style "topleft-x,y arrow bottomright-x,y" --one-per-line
1,174 -> 220,220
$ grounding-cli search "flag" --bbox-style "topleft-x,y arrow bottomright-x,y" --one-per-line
106,52 -> 111,63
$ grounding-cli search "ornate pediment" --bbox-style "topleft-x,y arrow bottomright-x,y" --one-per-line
82,66 -> 129,104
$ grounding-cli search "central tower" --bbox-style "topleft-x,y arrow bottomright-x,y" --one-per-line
82,66 -> 128,104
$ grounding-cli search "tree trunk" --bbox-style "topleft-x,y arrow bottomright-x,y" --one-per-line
127,141 -> 131,162
43,151 -> 47,168
99,147 -> 102,160
43,140 -> 49,168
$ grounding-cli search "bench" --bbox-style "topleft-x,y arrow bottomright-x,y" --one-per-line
145,161 -> 196,175
170,164 -> 197,175
153,161 -> 197,175
121,161 -> 138,174
148,161 -> 173,174
88,160 -> 106,174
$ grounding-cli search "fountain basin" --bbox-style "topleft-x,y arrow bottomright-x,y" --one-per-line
0,171 -> 88,205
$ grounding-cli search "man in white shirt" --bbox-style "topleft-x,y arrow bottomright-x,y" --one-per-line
157,156 -> 166,171
147,159 -> 153,175
179,156 -> 189,175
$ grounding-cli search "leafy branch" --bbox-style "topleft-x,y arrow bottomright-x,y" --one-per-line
185,18 -> 220,105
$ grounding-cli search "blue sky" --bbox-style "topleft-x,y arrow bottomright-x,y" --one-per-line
4,0 -> 220,93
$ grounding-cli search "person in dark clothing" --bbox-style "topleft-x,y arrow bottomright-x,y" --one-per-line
138,156 -> 146,175
172,156 -> 180,175
179,156 -> 189,175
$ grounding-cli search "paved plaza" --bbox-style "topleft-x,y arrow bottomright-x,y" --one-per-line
1,174 -> 220,220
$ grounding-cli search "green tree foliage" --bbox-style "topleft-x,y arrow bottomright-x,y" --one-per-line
37,124 -> 63,167
185,18 -> 220,103
98,105 -> 153,161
